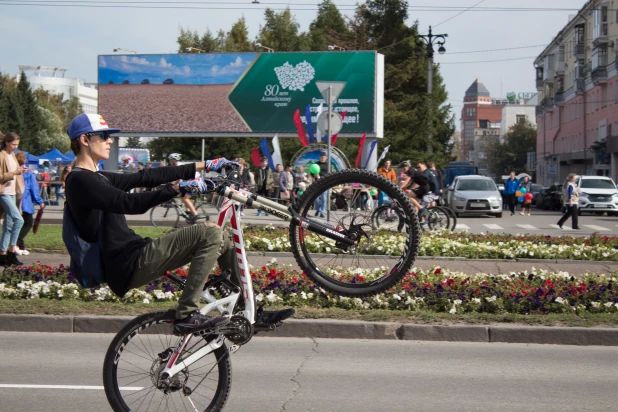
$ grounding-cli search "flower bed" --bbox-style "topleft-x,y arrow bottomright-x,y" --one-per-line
241,226 -> 618,261
1,262 -> 617,316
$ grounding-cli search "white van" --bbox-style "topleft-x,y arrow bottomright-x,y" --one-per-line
565,175 -> 618,215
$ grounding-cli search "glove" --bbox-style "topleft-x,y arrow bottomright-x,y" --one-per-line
205,157 -> 239,173
179,180 -> 208,196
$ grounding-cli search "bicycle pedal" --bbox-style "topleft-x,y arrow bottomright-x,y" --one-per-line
229,344 -> 240,353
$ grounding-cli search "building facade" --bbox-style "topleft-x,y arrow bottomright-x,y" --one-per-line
534,0 -> 618,186
20,66 -> 98,114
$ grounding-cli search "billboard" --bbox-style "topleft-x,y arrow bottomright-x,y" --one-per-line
97,52 -> 383,137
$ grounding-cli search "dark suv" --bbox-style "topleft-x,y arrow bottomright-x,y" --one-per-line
163,78 -> 174,84
537,184 -> 562,210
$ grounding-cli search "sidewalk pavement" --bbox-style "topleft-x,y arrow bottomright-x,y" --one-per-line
2,251 -> 617,346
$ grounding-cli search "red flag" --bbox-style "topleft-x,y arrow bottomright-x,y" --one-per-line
331,110 -> 347,145
251,146 -> 262,167
293,109 -> 308,147
355,133 -> 367,168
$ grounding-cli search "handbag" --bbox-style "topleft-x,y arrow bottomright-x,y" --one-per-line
280,190 -> 290,200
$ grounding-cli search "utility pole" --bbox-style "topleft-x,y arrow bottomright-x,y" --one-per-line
415,26 -> 448,154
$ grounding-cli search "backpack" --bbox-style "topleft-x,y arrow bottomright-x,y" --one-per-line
61,169 -> 107,288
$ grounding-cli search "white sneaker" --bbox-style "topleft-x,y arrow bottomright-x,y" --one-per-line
21,249 -> 30,256
13,247 -> 23,256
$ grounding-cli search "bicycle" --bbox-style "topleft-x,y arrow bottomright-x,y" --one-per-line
150,194 -> 219,228
103,167 -> 420,411
372,194 -> 457,233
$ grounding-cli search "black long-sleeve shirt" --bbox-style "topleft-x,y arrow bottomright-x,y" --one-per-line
65,164 -> 196,296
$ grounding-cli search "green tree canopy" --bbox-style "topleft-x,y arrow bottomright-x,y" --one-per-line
481,120 -> 537,178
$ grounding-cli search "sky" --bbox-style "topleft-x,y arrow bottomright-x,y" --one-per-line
98,53 -> 256,84
0,0 -> 589,128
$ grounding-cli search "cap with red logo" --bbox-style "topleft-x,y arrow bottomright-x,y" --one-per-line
67,113 -> 121,140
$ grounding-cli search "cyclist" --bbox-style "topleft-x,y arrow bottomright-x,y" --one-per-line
64,114 -> 293,335
416,162 -> 439,206
400,165 -> 431,213
167,153 -> 199,223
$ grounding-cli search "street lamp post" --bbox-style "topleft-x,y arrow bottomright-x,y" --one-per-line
113,48 -> 137,54
255,43 -> 274,52
415,26 -> 447,154
186,47 -> 206,53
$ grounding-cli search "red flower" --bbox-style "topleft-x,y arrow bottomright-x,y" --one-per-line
269,268 -> 277,276
434,267 -> 442,275
261,266 -> 267,272
291,277 -> 298,283
301,273 -> 307,279
545,279 -> 555,288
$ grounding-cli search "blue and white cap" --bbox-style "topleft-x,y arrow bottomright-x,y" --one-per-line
67,113 -> 121,140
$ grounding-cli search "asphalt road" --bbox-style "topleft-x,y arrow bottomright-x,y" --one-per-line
1,332 -> 617,411
40,204 -> 617,236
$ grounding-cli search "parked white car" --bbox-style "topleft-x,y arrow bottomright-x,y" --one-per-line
445,175 -> 503,218
566,176 -> 618,216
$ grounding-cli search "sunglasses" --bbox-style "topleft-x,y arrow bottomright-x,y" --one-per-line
85,131 -> 114,141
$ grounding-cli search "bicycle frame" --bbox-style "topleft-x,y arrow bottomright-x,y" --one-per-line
160,183 -> 355,379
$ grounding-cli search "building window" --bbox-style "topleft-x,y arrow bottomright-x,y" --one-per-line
516,115 -> 526,124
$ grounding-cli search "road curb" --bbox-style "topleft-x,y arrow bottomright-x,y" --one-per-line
1,315 -> 617,346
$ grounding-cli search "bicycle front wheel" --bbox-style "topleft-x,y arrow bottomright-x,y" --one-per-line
103,310 -> 231,412
150,202 -> 181,228
289,169 -> 420,297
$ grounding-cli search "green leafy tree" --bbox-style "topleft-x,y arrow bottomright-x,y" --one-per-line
481,121 -> 537,178
257,8 -> 305,52
225,17 -> 254,52
308,0 -> 349,50
34,106 -> 70,154
16,71 -> 44,153
0,75 -> 23,134
125,136 -> 142,148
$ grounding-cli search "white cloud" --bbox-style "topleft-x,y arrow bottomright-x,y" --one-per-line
159,57 -> 172,68
229,56 -> 244,68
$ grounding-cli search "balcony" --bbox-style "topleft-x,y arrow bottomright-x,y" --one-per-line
536,77 -> 544,90
543,98 -> 555,111
535,105 -> 544,117
576,79 -> 585,94
593,24 -> 609,47
575,43 -> 585,58
592,66 -> 608,84
554,91 -> 564,105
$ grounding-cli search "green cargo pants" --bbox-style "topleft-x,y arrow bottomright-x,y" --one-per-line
128,222 -> 239,319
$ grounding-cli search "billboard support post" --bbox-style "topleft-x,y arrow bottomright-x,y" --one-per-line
327,86 -> 332,223
201,139 -> 205,162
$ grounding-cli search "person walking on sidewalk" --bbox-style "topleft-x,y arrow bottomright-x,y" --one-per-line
557,173 -> 580,230
519,176 -> 532,216
503,171 -> 519,216
0,132 -> 25,266
64,113 -> 293,335
15,152 -> 44,256
255,157 -> 273,216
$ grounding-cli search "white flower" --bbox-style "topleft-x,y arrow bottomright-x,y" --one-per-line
473,298 -> 481,304
142,298 -> 150,304
604,302 -> 614,308
300,291 -> 307,300
453,299 -> 462,305
270,257 -> 277,264
555,297 -> 566,304
266,291 -> 280,303
591,302 -> 600,308
255,293 -> 264,302
486,296 -> 497,303
449,307 -> 457,314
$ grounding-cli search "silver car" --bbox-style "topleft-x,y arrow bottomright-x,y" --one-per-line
446,176 -> 503,218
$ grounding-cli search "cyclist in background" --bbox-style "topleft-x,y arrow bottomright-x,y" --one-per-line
168,153 -> 199,223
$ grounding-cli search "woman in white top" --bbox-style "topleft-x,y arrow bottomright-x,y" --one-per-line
557,173 -> 580,230
0,132 -> 26,266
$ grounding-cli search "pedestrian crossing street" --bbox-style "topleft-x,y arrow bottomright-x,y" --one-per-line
454,223 -> 618,232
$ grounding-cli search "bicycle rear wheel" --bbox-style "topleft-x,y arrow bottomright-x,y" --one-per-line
441,206 -> 458,231
103,310 -> 231,412
289,169 -> 420,297
371,205 -> 404,232
150,202 -> 181,228
426,206 -> 450,232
